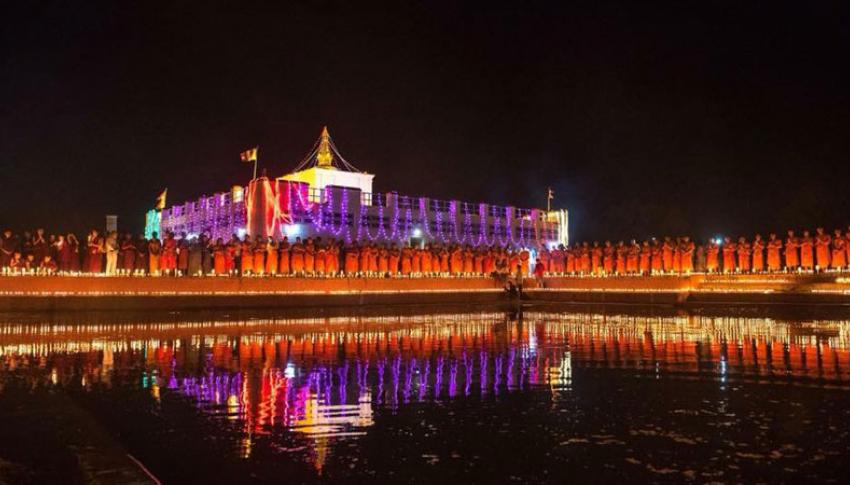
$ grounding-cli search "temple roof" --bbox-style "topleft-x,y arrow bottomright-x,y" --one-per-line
291,126 -> 364,173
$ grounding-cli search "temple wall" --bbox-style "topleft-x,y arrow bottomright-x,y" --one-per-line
155,180 -> 565,248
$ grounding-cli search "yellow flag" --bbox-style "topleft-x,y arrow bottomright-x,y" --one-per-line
240,147 -> 258,162
156,188 -> 167,210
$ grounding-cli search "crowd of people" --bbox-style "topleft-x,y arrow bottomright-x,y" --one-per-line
2,226 -> 850,277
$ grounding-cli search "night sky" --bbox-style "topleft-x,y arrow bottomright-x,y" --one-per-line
2,1 -> 849,243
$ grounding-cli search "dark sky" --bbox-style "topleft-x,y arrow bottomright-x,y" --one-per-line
2,1 -> 849,242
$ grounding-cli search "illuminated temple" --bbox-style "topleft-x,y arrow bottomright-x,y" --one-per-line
145,128 -> 569,247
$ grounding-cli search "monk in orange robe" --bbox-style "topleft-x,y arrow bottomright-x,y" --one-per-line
378,246 -> 389,274
591,243 -> 602,275
265,238 -> 279,275
539,247 -> 550,274
412,248 -> 421,274
439,247 -> 449,273
519,248 -> 530,276
680,237 -> 695,273
483,250 -> 494,275
290,238 -> 305,274
579,243 -> 591,274
831,229 -> 846,269
615,242 -> 627,275
737,237 -> 751,272
784,230 -> 799,271
359,245 -> 370,275
141,234 -> 157,275
473,249 -> 484,275
672,238 -> 682,273
304,239 -> 315,275
240,237 -> 254,275
650,241 -> 663,273
662,237 -> 675,273
327,242 -> 339,275
626,241 -> 639,273
213,238 -> 227,275
161,232 -> 178,275
369,245 -> 379,274
751,235 -> 765,273
815,228 -> 831,271
401,246 -> 414,275
799,230 -> 814,270
450,246 -> 463,275
639,241 -> 651,274
252,237 -> 265,276
226,236 -> 239,274
722,237 -> 737,273
421,246 -> 433,274
705,240 -> 719,273
551,246 -> 564,274
389,245 -> 401,275
344,245 -> 359,275
508,250 -> 519,275
602,241 -> 615,275
566,246 -> 576,274
463,247 -> 474,274
278,237 -> 290,275
766,234 -> 782,272
315,242 -> 326,275
765,233 -> 782,273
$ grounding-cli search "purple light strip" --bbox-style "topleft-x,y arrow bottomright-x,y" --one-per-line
462,204 -> 474,245
449,201 -> 462,244
403,207 -> 412,241
419,198 -> 433,239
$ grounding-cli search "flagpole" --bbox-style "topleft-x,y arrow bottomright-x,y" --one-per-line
253,158 -> 258,180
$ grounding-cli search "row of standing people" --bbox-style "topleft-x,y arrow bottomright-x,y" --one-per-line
3,226 -> 850,276
551,228 -> 850,275
1,229 -> 535,276
139,232 -> 534,277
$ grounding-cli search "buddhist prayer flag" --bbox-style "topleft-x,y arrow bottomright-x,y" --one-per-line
240,147 -> 258,163
155,188 -> 167,210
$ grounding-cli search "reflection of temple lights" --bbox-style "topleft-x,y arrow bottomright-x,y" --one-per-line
5,309 -> 850,473
227,395 -> 240,420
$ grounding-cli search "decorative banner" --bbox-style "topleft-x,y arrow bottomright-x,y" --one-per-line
245,178 -> 312,239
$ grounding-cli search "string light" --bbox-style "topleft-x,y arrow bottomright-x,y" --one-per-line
449,201 -> 461,244
476,203 -> 488,247
462,203 -> 474,244
419,197 -> 433,240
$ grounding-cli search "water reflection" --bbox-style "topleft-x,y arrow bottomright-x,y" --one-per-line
2,310 -> 850,475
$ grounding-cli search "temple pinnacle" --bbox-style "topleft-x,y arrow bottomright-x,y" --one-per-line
316,126 -> 334,168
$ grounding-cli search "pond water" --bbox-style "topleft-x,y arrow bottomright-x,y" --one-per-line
2,305 -> 850,483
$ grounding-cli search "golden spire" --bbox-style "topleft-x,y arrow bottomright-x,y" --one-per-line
316,126 -> 334,168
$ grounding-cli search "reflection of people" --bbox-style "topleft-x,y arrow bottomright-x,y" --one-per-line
533,257 -> 545,287
515,265 -> 524,297
105,231 -> 119,275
